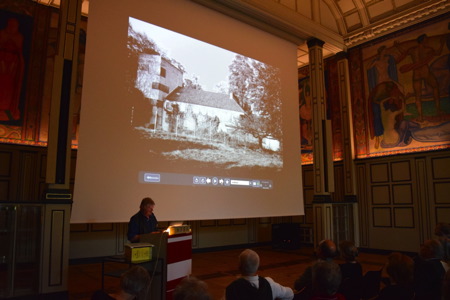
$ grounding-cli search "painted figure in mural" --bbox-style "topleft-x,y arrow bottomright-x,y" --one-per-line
368,82 -> 416,148
0,18 -> 24,121
367,46 -> 401,149
368,81 -> 450,148
299,81 -> 312,148
367,45 -> 399,87
395,34 -> 446,122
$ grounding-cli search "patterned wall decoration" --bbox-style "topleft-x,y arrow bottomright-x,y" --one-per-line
355,16 -> 450,158
298,76 -> 313,164
0,9 -> 32,126
298,66 -> 313,164
298,58 -> 343,165
325,58 -> 343,162
0,2 -> 86,147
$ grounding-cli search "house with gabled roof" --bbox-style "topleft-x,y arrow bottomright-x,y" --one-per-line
164,86 -> 244,137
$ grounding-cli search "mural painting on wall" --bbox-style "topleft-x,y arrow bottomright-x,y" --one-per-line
38,13 -> 86,148
0,10 -> 32,126
325,59 -> 343,162
298,69 -> 313,164
298,64 -> 342,164
362,18 -> 450,156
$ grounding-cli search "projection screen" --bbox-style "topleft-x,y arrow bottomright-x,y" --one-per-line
72,0 -> 303,223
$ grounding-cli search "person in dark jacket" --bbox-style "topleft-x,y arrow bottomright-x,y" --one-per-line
127,197 -> 158,242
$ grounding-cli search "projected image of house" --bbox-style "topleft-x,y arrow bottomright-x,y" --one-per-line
164,87 -> 244,140
135,54 -> 184,130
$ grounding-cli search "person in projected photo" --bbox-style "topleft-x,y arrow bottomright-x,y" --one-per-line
127,197 -> 158,242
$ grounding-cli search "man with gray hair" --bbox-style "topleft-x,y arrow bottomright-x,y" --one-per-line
226,249 -> 294,300
127,197 -> 158,242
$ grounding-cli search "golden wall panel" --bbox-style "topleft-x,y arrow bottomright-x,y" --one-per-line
217,219 -> 231,226
0,151 -> 12,176
391,161 -> 411,182
394,207 -> 414,228
0,181 -> 9,201
303,168 -> 314,187
200,220 -> 216,227
314,206 -> 323,240
91,223 -> 113,232
392,184 -> 413,204
70,223 -> 88,232
259,217 -> 271,224
232,218 -> 246,225
18,152 -> 38,201
356,164 -> 369,247
432,157 -> 450,179
40,155 -> 47,178
304,188 -> 314,205
49,209 -> 65,286
370,163 -> 389,183
371,185 -> 390,204
333,165 -> 344,202
305,207 -> 314,224
434,182 -> 450,204
436,208 -> 450,223
372,208 -> 391,227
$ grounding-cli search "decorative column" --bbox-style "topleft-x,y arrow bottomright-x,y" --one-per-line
41,0 -> 82,295
308,38 -> 335,246
336,52 -> 360,245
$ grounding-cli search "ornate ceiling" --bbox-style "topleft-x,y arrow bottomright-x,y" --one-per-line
34,0 -> 449,67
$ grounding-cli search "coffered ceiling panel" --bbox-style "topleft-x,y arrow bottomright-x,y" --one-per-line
366,0 -> 395,20
33,0 -> 449,67
320,1 -> 341,32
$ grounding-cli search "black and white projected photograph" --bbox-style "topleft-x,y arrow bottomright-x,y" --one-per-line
73,0 -> 302,222
127,17 -> 283,171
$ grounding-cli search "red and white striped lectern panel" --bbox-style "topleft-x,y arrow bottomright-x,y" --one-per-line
166,232 -> 192,299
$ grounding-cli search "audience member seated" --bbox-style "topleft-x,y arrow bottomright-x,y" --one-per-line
310,261 -> 345,300
338,240 -> 363,280
91,265 -> 151,300
376,252 -> 414,300
294,239 -> 337,292
414,239 -> 446,300
435,222 -> 450,263
226,248 -> 294,300
338,240 -> 363,300
442,269 -> 450,300
173,276 -> 212,300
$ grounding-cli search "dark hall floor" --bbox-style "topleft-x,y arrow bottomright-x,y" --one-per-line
68,245 -> 388,300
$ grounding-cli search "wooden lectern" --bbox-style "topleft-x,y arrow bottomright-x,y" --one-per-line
141,230 -> 192,300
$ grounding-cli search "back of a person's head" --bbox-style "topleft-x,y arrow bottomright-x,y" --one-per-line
120,265 -> 151,299
420,239 -> 444,260
238,249 -> 259,276
339,240 -> 358,262
317,239 -> 337,260
435,222 -> 450,237
385,252 -> 414,286
312,261 -> 342,296
173,276 -> 211,300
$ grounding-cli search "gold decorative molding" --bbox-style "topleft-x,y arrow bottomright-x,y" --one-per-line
344,0 -> 449,47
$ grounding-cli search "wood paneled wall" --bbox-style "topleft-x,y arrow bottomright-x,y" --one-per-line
1,144 -> 449,257
356,151 -> 450,252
